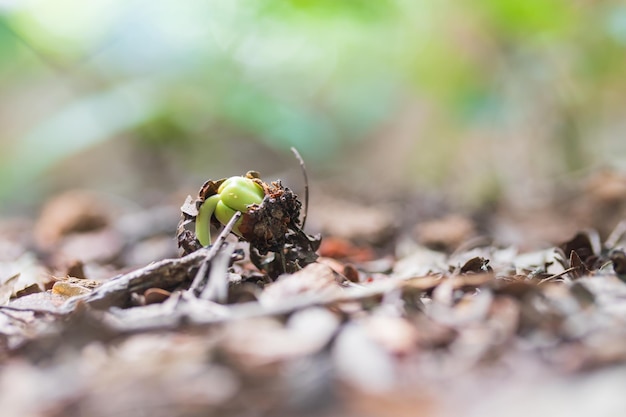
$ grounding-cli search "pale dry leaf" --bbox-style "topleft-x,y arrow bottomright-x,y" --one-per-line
8,291 -> 68,311
221,319 -> 319,365
58,229 -> 124,264
286,307 -> 340,349
333,322 -> 396,393
415,214 -> 476,250
0,253 -> 49,299
34,190 -> 111,249
221,308 -> 338,366
0,273 -> 19,305
363,314 -> 419,356
259,263 -> 343,307
310,195 -> 396,244
392,246 -> 448,279
52,278 -> 101,298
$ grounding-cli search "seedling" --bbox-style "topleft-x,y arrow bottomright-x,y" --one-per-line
177,152 -> 320,277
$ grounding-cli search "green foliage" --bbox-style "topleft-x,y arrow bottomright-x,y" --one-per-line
0,1 -> 625,205
478,0 -> 577,38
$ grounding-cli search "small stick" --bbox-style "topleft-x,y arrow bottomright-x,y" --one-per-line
538,266 -> 579,285
276,248 -> 287,275
606,220 -> 626,249
189,211 -> 242,294
0,306 -> 59,319
291,147 -> 309,229
200,242 -> 235,302
52,247 -> 212,313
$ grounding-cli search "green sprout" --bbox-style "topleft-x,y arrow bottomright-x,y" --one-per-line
177,150 -> 321,278
194,174 -> 265,247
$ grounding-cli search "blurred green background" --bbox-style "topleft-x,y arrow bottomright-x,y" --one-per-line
1,0 -> 625,212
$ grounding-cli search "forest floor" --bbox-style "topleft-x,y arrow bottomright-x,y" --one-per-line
1,170 -> 626,417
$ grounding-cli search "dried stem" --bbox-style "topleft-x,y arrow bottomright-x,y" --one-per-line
606,220 -> 626,249
200,242 -> 235,302
538,266 -> 579,285
290,147 -> 309,229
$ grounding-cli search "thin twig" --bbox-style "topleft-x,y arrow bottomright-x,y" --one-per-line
189,211 -> 242,294
538,266 -> 579,285
189,257 -> 211,296
0,307 -> 47,321
606,220 -> 626,249
108,279 -> 404,335
200,242 -> 235,302
290,147 -> 309,229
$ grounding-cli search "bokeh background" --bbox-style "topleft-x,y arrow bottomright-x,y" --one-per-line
1,0 -> 626,213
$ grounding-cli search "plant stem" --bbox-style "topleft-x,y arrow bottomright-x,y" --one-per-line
195,194 -> 220,247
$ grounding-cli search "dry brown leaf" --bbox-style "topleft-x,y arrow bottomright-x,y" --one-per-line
415,214 -> 476,251
310,195 -> 396,244
34,190 -> 111,249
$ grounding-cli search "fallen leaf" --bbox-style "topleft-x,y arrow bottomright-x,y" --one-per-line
0,273 -> 19,305
364,314 -> 419,356
415,214 -> 476,251
259,263 -> 343,307
333,321 -> 396,392
34,190 -> 111,249
52,280 -> 99,297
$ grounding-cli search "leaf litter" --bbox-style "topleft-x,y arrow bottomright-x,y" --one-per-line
0,170 -> 625,417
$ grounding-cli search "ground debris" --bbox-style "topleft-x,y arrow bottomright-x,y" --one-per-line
1,174 -> 626,416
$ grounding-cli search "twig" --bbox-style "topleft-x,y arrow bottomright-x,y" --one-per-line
108,279 -> 403,334
0,307 -> 40,322
189,211 -> 241,294
538,266 -> 579,285
61,246 -> 213,312
291,147 -> 309,229
606,220 -> 626,249
200,242 -> 235,302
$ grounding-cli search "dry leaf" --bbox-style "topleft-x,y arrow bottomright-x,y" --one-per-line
259,263 -> 343,307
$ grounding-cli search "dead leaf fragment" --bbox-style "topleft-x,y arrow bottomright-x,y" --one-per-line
364,315 -> 419,356
609,249 -> 626,276
65,259 -> 87,280
415,214 -> 476,251
15,283 -> 42,298
57,229 -> 124,264
460,257 -> 492,274
8,291 -> 68,311
221,308 -> 339,365
0,273 -> 19,305
568,250 -> 590,279
333,322 -> 396,392
558,231 -> 601,271
0,253 -> 49,300
34,190 -> 111,249
311,195 -> 396,244
318,236 -> 375,262
259,263 -> 343,307
52,277 -> 101,298
143,288 -> 172,304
